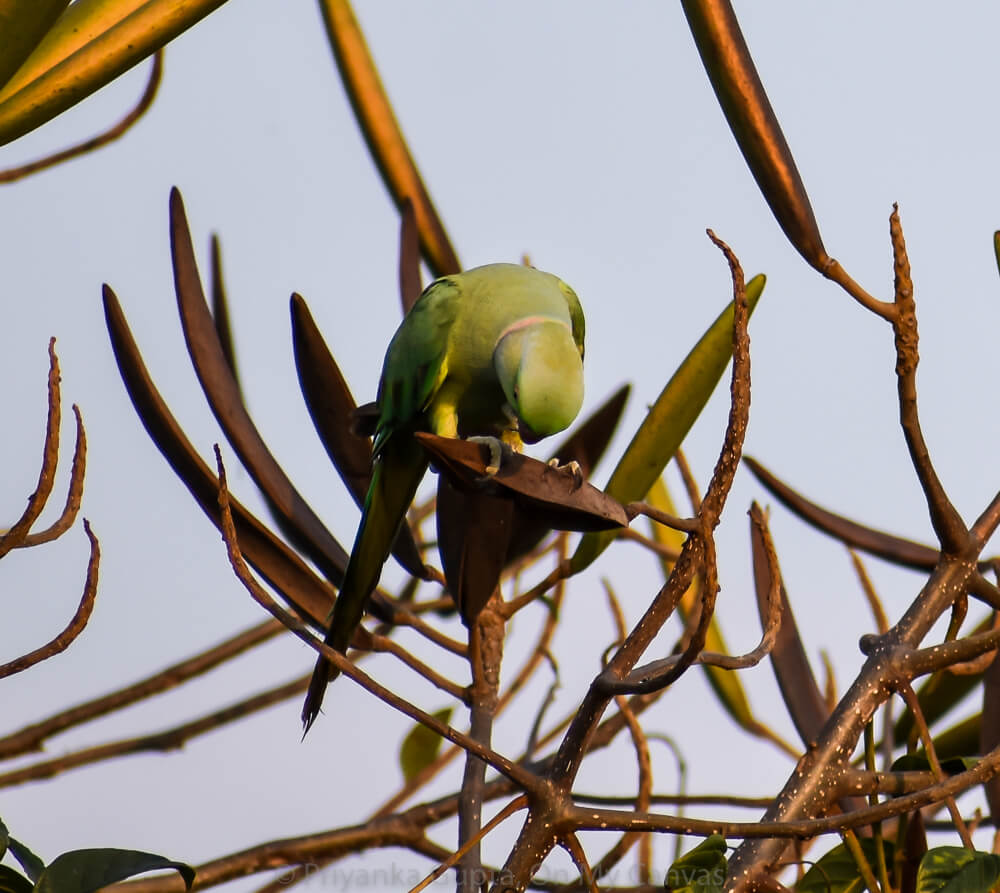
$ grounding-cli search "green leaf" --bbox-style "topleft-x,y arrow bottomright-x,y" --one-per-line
0,0 -> 229,147
891,754 -> 979,775
916,847 -> 1000,893
0,866 -> 32,893
6,838 -> 44,883
665,834 -> 727,893
399,708 -> 453,783
571,274 -> 764,573
33,849 -> 194,892
0,0 -> 70,93
798,840 -> 893,893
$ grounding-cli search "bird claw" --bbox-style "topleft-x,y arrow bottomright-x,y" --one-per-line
468,435 -> 506,479
548,458 -> 584,490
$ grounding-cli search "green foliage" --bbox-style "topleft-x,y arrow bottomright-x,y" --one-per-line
916,847 -> 1000,893
34,848 -> 195,892
0,865 -> 33,893
0,0 -> 225,146
0,818 -> 193,893
797,839 -> 893,893
891,754 -> 979,775
665,834 -> 728,893
399,707 -> 454,782
4,837 -> 43,883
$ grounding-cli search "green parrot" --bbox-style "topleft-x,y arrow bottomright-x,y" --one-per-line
302,262 -> 586,731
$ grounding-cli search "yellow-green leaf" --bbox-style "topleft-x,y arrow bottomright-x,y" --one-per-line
917,848 -> 1000,893
571,274 -> 764,574
0,0 -> 69,93
665,835 -> 727,893
317,0 -> 460,278
0,0 -> 229,147
798,840 -> 894,893
399,708 -> 453,782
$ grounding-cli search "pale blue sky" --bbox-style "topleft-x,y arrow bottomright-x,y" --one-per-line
2,3 -> 1000,889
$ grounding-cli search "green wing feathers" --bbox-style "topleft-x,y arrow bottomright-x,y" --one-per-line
302,434 -> 428,730
301,263 -> 587,732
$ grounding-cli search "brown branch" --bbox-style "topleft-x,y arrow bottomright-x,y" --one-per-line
618,527 -> 682,562
214,447 -> 540,794
821,258 -> 896,322
409,797 -> 529,893
0,618 -> 285,759
889,205 -> 968,554
0,520 -> 99,679
17,404 -> 86,547
604,504 -> 780,692
674,448 -> 702,513
567,739 -> 1000,838
899,626 -> 1000,677
111,802 -> 455,892
0,675 -> 307,789
624,502 -> 699,532
372,561 -> 568,823
573,793 -> 773,809
489,232 -> 753,893
558,834 -> 598,893
838,769 -> 938,798
459,594 -> 505,893
0,338 -> 61,557
568,695 -> 652,888
501,560 -> 571,619
366,632 -> 469,702
0,52 -> 164,184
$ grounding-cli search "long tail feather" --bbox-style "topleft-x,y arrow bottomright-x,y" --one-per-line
302,435 -> 428,732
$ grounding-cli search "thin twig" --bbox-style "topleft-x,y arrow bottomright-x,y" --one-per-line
367,632 -> 469,702
0,520 -> 99,679
624,502 -> 699,532
850,551 -> 889,635
409,797 -> 529,893
559,834 -> 599,893
501,561 -> 571,619
214,447 -> 539,794
841,829 -> 881,893
896,683 -> 974,849
19,404 -> 86,546
0,618 -> 286,760
619,526 -> 682,562
674,448 -> 702,513
0,339 -> 61,558
601,505 -> 780,692
0,52 -> 164,184
821,258 -> 896,322
0,675 -> 308,789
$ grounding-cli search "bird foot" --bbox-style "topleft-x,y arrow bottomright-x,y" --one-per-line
548,457 -> 584,490
468,435 -> 506,478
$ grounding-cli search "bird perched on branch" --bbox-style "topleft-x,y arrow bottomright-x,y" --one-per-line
302,262 -> 586,732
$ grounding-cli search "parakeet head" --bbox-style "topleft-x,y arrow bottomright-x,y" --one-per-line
494,319 -> 584,442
